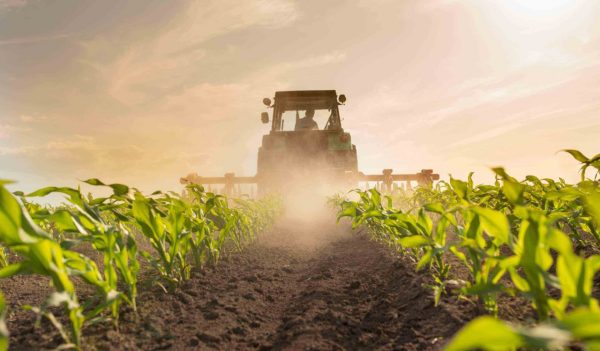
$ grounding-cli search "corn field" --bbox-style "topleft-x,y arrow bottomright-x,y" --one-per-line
1,150 -> 599,350
336,150 -> 600,350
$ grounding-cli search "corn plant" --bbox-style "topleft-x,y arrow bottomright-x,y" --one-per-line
0,181 -> 106,349
129,192 -> 191,291
26,180 -> 139,320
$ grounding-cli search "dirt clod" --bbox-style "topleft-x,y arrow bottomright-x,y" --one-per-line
197,332 -> 220,344
348,281 -> 361,289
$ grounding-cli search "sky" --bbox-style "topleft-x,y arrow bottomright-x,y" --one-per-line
1,0 -> 599,194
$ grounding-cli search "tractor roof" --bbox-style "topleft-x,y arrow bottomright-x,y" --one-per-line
274,90 -> 338,111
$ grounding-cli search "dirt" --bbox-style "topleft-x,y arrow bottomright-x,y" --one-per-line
2,216 -> 486,350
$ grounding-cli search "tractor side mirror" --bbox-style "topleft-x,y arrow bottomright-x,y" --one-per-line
261,112 -> 269,124
338,94 -> 346,104
262,98 -> 272,106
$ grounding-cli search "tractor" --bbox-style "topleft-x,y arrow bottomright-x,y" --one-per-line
181,90 -> 439,196
256,90 -> 357,194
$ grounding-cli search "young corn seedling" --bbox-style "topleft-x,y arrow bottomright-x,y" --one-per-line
448,206 -> 511,316
27,181 -> 139,321
0,182 -> 86,349
131,192 -> 192,291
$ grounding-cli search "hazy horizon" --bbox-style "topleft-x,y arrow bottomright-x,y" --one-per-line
1,0 -> 599,194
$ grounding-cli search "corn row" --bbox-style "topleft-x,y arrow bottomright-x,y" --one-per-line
337,149 -> 600,350
0,181 -> 281,350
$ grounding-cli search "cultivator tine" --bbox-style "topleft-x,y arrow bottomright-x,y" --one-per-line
356,169 -> 439,193
180,173 -> 258,197
181,169 -> 438,197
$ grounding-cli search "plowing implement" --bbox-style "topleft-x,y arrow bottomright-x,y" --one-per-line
180,169 -> 439,196
180,90 -> 439,196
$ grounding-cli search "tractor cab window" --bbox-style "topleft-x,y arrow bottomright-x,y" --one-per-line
279,108 -> 339,131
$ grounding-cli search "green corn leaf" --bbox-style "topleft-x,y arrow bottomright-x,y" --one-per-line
111,209 -> 130,222
472,207 -> 510,245
417,210 -> 433,235
0,186 -> 22,244
555,254 -> 580,300
547,229 -> 572,255
0,263 -> 25,279
83,179 -> 129,196
507,267 -> 530,292
525,175 -> 543,187
89,197 -> 108,206
110,183 -> 129,196
450,177 -> 468,199
492,167 -> 518,183
49,210 -> 78,233
502,181 -> 524,205
362,209 -> 383,219
416,249 -> 433,271
445,316 -> 522,351
82,178 -> 104,186
0,186 -> 47,245
398,235 -> 430,248
449,246 -> 467,265
583,193 -> 600,227
559,309 -> 600,341
424,203 -> 445,214
27,186 -> 81,200
562,149 -> 589,163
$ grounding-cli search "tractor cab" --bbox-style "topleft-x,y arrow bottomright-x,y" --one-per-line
262,90 -> 345,132
257,90 -> 358,192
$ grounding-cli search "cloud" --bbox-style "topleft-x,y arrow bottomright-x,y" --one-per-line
230,50 -> 348,93
0,123 -> 30,138
446,121 -> 524,148
0,0 -> 27,12
0,34 -> 70,46
159,82 -> 249,122
0,136 -> 97,156
80,0 -> 299,106
0,134 -> 209,184
19,114 -> 47,122
278,51 -> 346,70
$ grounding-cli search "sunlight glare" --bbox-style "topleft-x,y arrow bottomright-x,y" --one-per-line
504,0 -> 575,16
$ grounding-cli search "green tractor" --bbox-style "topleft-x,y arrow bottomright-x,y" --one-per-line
256,90 -> 357,193
181,90 -> 438,196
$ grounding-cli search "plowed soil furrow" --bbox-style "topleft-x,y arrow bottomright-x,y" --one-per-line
4,218 -> 478,350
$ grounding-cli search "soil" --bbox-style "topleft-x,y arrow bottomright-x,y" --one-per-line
3,215 -> 493,350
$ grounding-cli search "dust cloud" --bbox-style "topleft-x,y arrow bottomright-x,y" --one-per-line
258,174 -> 353,252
